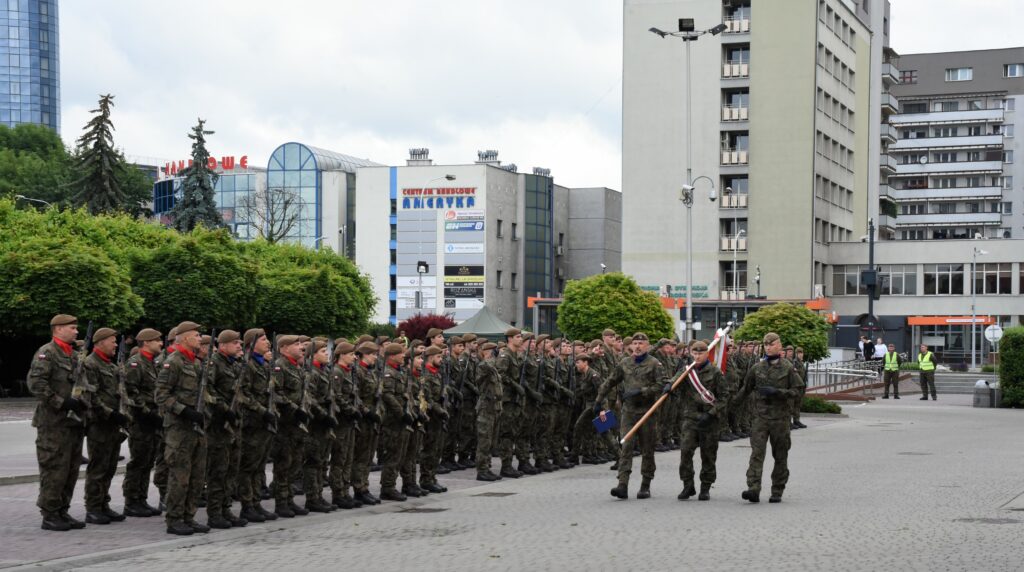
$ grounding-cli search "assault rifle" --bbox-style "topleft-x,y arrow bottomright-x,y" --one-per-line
66,321 -> 95,424
225,331 -> 255,436
193,328 -> 217,436
324,338 -> 338,439
516,339 -> 533,406
115,335 -> 133,437
266,332 -> 279,434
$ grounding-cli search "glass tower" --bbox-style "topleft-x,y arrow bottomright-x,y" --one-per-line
0,0 -> 59,132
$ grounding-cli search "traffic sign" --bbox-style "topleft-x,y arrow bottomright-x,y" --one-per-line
984,325 -> 1003,343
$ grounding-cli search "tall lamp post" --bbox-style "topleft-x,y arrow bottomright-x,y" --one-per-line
733,229 -> 745,297
651,19 -> 727,342
971,244 -> 988,370
14,194 -> 52,208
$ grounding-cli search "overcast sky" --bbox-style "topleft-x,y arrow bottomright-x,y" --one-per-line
60,1 -> 1023,190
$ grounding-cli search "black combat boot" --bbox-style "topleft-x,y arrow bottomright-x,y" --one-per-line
85,511 -> 111,525
610,483 -> 628,499
698,484 -> 711,501
476,471 -> 500,482
637,478 -> 651,499
333,495 -> 355,509
379,488 -> 407,502
185,519 -> 210,533
60,511 -> 86,529
769,492 -> 783,503
123,501 -> 152,518
102,506 -> 126,522
207,515 -> 232,529
402,483 -> 424,498
536,459 -> 555,473
166,520 -> 194,535
677,483 -> 697,500
741,489 -> 760,503
41,514 -> 71,532
240,504 -> 266,523
289,501 -> 310,516
354,491 -> 377,506
226,510 -> 248,527
256,503 -> 278,520
499,467 -> 521,479
305,499 -> 332,513
274,501 -> 296,518
519,461 -> 540,475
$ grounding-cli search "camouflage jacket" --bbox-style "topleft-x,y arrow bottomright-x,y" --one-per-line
155,345 -> 207,429
27,339 -> 78,428
679,360 -> 728,420
126,350 -> 159,416
82,350 -> 120,424
597,354 -> 668,409
474,357 -> 503,414
736,356 -> 805,421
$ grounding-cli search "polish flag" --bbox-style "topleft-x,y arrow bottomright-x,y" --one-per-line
710,328 -> 729,375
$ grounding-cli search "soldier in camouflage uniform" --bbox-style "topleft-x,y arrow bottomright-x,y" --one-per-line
791,347 -> 808,429
237,329 -> 278,524
329,342 -> 363,509
419,345 -> 450,493
29,314 -> 87,531
570,353 -> 603,463
351,342 -> 383,505
474,342 -> 503,481
302,340 -> 338,513
269,335 -> 311,518
152,327 -> 177,511
81,327 -> 129,525
734,332 -> 805,503
156,321 -> 210,536
379,343 -> 415,501
673,340 -> 727,501
456,335 -> 480,467
495,329 -> 529,478
595,333 -> 667,500
202,330 -> 248,529
122,328 -> 164,518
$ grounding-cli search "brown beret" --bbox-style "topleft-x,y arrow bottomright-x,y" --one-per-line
334,337 -> 348,346
410,339 -> 424,349
384,343 -> 406,356
243,328 -> 265,347
462,333 -> 478,342
575,353 -> 593,362
424,345 -> 443,357
450,336 -> 464,345
297,335 -> 311,344
536,334 -> 550,343
136,328 -> 162,342
480,342 -> 497,351
357,342 -> 379,354
200,335 -> 212,345
218,330 -> 241,345
335,342 -> 356,356
602,328 -> 616,336
175,321 -> 201,336
312,340 -> 327,353
355,334 -> 374,346
690,340 -> 709,352
167,327 -> 178,342
426,328 -> 443,339
763,332 -> 780,345
278,334 -> 300,347
376,336 -> 390,344
505,327 -> 521,337
632,332 -> 649,341
50,314 -> 77,327
92,327 -> 117,343
623,336 -> 634,345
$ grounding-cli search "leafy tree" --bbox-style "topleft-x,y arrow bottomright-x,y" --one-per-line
733,302 -> 831,361
70,94 -> 131,214
398,313 -> 457,342
998,326 -> 1024,408
169,118 -> 222,232
238,186 -> 302,243
557,272 -> 674,342
367,322 -> 398,338
0,124 -> 73,207
255,266 -> 371,337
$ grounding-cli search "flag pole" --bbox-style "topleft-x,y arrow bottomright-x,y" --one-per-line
618,322 -> 733,445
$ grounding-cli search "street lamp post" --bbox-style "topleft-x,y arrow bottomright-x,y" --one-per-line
314,235 -> 329,249
14,194 -> 52,208
754,264 -> 761,298
733,229 -> 745,297
971,245 -> 988,370
651,20 -> 727,342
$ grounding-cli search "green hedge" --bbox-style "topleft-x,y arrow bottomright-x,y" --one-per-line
900,362 -> 921,371
801,395 -> 842,414
999,326 -> 1024,408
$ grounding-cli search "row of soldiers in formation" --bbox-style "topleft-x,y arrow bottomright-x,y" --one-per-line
28,314 -> 807,535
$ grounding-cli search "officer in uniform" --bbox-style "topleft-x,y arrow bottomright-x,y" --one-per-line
495,328 -> 528,478
29,314 -> 87,531
419,345 -> 450,493
351,342 -> 382,506
379,343 -> 415,501
302,340 -> 338,513
734,332 -> 804,503
882,343 -> 902,399
270,335 -> 311,518
570,352 -> 602,464
156,321 -> 210,535
82,327 -> 129,525
458,334 -> 481,467
237,328 -> 278,524
329,342 -> 363,509
123,328 -> 164,518
917,344 -> 937,400
595,333 -> 667,500
673,340 -> 727,501
204,330 -> 248,528
474,342 -> 503,481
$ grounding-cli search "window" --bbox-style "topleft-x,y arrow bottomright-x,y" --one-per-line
496,270 -> 503,288
879,265 -> 917,295
511,272 -> 518,291
900,70 -> 918,84
967,125 -> 982,136
1004,151 -> 1014,163
1002,201 -> 1013,214
1001,99 -> 1016,111
937,203 -> 956,214
968,202 -> 980,213
1005,64 -> 1024,78
511,222 -> 518,241
496,219 -> 503,238
902,203 -> 925,215
923,264 -> 964,295
558,232 -> 564,246
945,67 -> 973,82
1005,125 -> 1015,138
969,100 -> 983,110
974,263 -> 1011,295
1000,227 -> 1012,239
934,127 -> 956,137
902,230 -> 925,240
937,178 -> 956,189
933,152 -> 955,163
1003,176 -> 1014,189
940,101 -> 959,112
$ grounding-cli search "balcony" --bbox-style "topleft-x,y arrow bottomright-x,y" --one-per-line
881,93 -> 898,115
880,154 -> 897,174
881,123 -> 897,144
892,160 -> 1004,177
722,105 -> 749,122
722,61 -> 750,78
881,62 -> 900,86
890,108 -> 1004,126
889,186 -> 1005,202
721,193 -> 748,208
720,235 -> 747,251
890,134 -> 1003,151
893,212 -> 1002,226
721,149 -> 749,165
719,289 -> 747,301
724,18 -> 750,34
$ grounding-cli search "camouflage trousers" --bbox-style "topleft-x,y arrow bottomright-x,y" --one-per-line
303,426 -> 333,504
122,422 -> 161,503
679,417 -> 719,486
458,400 -> 478,461
791,384 -> 807,423
418,418 -> 445,486
163,423 -> 207,525
329,424 -> 356,498
237,423 -> 273,506
152,440 -> 167,498
543,404 -> 566,463
475,407 -> 500,473
497,403 -> 526,468
350,425 -> 379,494
271,424 -> 303,504
746,416 -> 791,495
35,423 -> 84,517
379,422 -> 411,490
206,427 -> 240,518
85,422 -> 126,513
402,427 -> 422,486
617,404 -> 657,486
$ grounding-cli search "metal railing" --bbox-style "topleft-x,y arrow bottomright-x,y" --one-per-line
807,359 -> 880,394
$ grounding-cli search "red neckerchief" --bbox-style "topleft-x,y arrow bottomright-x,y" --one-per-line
387,361 -> 402,371
426,364 -> 440,375
314,360 -> 325,369
285,355 -> 299,367
339,364 -> 352,372
93,349 -> 112,363
360,360 -> 371,369
140,350 -> 155,362
52,337 -> 73,356
174,344 -> 196,362
412,368 -> 421,378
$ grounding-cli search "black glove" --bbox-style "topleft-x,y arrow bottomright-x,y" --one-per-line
592,402 -> 602,416
439,410 -> 450,421
402,411 -> 415,425
222,409 -> 238,424
262,411 -> 277,426
325,416 -> 339,428
696,413 -> 714,430
181,407 -> 204,424
146,411 -> 163,427
61,396 -> 86,413
294,409 -> 310,424
109,411 -> 129,426
623,388 -> 642,400
351,409 -> 363,421
758,386 -> 780,398
366,411 -> 381,424
661,382 -> 673,395
417,411 -> 427,423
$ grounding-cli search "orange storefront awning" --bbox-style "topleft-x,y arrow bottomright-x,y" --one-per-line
907,315 -> 995,326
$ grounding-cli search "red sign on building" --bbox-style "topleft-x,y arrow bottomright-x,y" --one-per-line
164,155 -> 248,176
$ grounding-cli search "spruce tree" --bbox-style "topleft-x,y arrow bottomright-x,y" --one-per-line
71,94 -> 129,214
169,118 -> 223,232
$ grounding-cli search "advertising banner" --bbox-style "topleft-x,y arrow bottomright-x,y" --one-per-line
444,243 -> 484,254
444,221 -> 485,232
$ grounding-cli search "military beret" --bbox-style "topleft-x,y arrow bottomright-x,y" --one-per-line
355,334 -> 374,346
796,346 -> 805,353
313,336 -> 328,344
311,340 -> 327,354
167,327 -> 178,342
200,335 -> 212,345
376,336 -> 390,344
676,342 -> 688,351
175,321 -> 201,336
549,337 -> 562,344
384,343 -> 405,356
536,334 -> 550,343
297,335 -> 311,344
424,345 -> 444,357
623,336 -> 634,345
480,342 -> 497,351
602,328 -> 616,336
461,333 -> 478,342
575,353 -> 593,363
334,337 -> 349,346
763,332 -> 781,345
785,345 -> 794,351
357,342 -> 379,354
218,330 -> 241,345
505,327 -> 521,337
335,342 -> 356,356
243,328 -> 265,347
632,332 -> 649,341
92,327 -> 117,343
277,334 -> 301,347
136,328 -> 162,342
426,328 -> 443,339
50,314 -> 77,327
410,339 -> 424,349
690,340 -> 709,352
522,332 -> 534,340
450,336 -> 464,345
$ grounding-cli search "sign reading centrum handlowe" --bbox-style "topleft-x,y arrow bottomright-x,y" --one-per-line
401,186 -> 478,210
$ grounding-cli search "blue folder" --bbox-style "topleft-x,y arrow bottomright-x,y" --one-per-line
592,410 -> 618,434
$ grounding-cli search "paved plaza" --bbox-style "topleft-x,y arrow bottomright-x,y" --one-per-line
2,395 -> 1022,571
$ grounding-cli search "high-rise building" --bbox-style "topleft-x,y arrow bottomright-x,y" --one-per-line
0,0 -> 59,132
622,0 -> 885,325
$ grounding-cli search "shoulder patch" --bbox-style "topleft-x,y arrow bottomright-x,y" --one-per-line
38,354 -> 47,359
130,362 -> 138,368
274,367 -> 282,372
163,363 -> 171,368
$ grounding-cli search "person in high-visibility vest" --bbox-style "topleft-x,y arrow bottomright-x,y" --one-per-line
882,343 -> 902,399
917,344 -> 937,400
